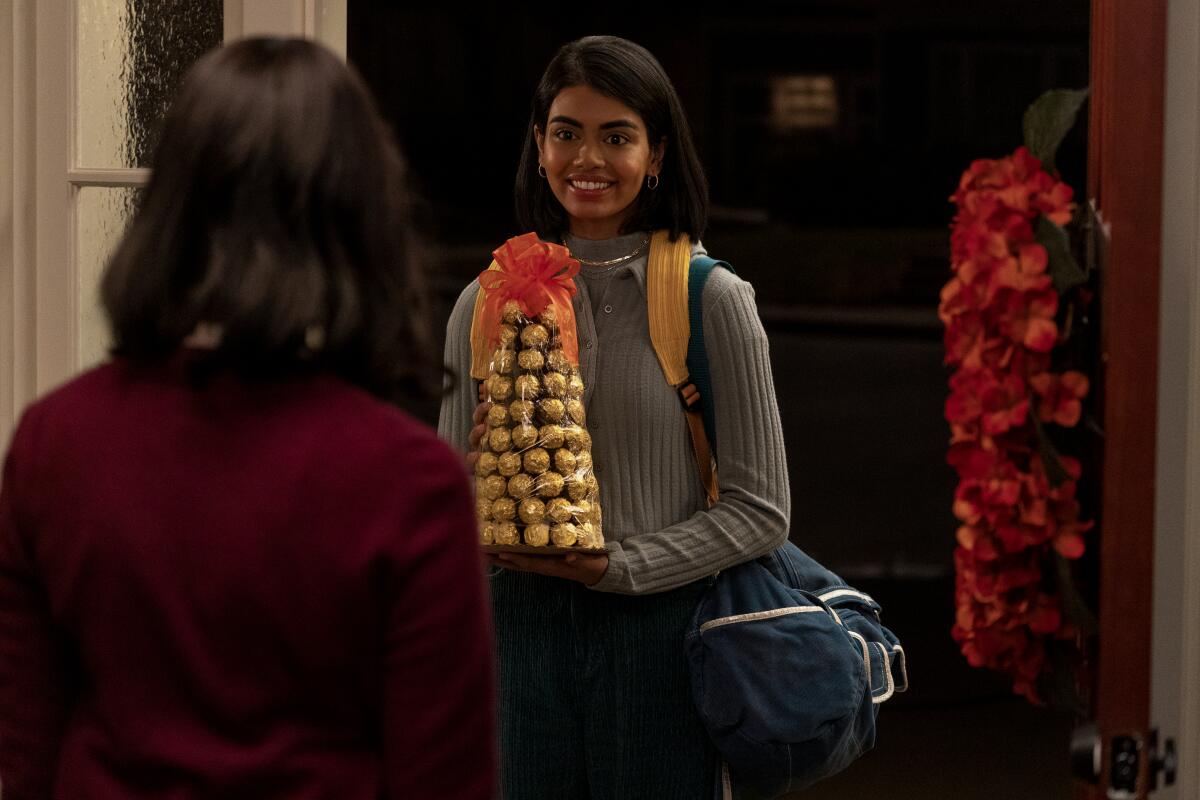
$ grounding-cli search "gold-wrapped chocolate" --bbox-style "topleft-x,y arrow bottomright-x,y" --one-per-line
491,349 -> 516,375
539,424 -> 565,449
483,474 -> 507,501
563,426 -> 585,453
488,375 -> 513,401
475,452 -> 498,477
494,521 -> 520,545
538,398 -> 565,423
518,497 -> 546,524
523,447 -> 550,475
521,323 -> 550,347
488,427 -> 512,453
492,497 -> 517,522
546,497 -> 573,524
509,399 -> 535,423
578,522 -> 602,549
476,496 -> 493,520
566,474 -> 589,502
547,349 -> 571,373
497,451 -> 522,477
511,423 -> 539,449
501,300 -> 523,324
524,523 -> 550,547
543,372 -> 568,398
487,404 -> 509,427
508,473 -> 534,499
551,522 -> 578,547
537,471 -> 565,498
554,449 -> 577,475
518,349 -> 545,371
472,242 -> 606,554
567,399 -> 586,425
514,374 -> 541,399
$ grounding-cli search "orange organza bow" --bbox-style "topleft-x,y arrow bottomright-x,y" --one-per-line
477,233 -> 581,366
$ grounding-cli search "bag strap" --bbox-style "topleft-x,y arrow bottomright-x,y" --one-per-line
645,231 -> 733,509
686,255 -> 733,449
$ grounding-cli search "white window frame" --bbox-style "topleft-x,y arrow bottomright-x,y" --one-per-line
0,0 -> 345,450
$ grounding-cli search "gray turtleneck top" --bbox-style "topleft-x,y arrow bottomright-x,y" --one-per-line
437,232 -> 790,595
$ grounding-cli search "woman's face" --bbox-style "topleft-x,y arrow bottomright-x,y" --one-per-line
535,84 -> 664,240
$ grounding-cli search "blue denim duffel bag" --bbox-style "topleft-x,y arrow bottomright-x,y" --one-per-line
686,541 -> 907,799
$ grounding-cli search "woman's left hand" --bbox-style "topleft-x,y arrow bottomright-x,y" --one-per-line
488,552 -> 609,586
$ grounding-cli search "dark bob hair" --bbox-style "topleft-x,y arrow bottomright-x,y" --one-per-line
101,37 -> 435,402
515,35 -> 709,242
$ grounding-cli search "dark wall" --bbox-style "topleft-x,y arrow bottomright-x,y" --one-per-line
348,2 -> 1087,254
347,2 -> 1089,576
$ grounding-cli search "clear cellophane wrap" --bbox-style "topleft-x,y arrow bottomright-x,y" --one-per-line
474,237 -> 603,551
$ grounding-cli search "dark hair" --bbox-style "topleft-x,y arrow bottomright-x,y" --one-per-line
515,35 -> 708,241
101,37 -> 436,402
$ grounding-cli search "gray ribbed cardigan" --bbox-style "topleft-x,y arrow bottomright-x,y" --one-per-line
437,233 -> 790,595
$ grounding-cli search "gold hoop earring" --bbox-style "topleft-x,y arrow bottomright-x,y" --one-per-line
646,174 -> 659,190
538,165 -> 547,178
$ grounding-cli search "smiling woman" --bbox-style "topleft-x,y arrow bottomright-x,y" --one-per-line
439,35 -> 791,800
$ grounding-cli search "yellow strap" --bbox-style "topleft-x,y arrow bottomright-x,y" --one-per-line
468,260 -> 501,380
646,230 -> 693,387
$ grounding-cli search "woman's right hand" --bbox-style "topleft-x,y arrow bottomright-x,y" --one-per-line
465,382 -> 491,470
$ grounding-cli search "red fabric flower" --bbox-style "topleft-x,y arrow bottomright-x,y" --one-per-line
995,288 -> 1059,352
980,373 -> 1030,436
942,144 -> 1090,703
1030,371 -> 1090,427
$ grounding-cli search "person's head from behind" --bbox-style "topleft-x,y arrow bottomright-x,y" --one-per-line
102,37 -> 432,401
515,35 -> 708,242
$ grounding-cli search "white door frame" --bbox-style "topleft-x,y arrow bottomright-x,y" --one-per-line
1154,0 -> 1200,796
0,0 -> 346,451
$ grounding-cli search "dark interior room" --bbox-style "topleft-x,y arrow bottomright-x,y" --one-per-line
347,3 -> 1090,796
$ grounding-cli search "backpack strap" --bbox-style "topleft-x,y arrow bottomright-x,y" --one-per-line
646,230 -> 692,386
645,231 -> 733,508
686,254 -> 733,450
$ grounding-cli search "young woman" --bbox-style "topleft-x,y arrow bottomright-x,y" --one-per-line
0,38 -> 495,799
438,35 -> 790,798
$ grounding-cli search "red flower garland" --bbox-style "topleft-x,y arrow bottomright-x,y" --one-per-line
941,146 -> 1094,702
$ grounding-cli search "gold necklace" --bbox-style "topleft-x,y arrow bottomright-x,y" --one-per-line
564,234 -> 651,268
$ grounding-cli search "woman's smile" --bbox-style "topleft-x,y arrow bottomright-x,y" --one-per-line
567,173 -> 617,197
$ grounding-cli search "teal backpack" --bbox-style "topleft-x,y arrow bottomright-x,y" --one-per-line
653,248 -> 907,799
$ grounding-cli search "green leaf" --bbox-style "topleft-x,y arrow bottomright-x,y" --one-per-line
1039,638 -> 1088,714
1036,216 -> 1087,293
1023,88 -> 1089,172
1055,554 -> 1098,636
1032,413 -> 1073,487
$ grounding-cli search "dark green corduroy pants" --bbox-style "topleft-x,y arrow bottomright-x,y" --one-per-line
490,569 -> 716,799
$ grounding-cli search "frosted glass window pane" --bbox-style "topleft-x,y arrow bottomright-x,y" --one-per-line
77,187 -> 141,369
76,0 -> 223,169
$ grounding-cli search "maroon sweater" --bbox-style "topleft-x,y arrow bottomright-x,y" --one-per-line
0,357 -> 495,799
